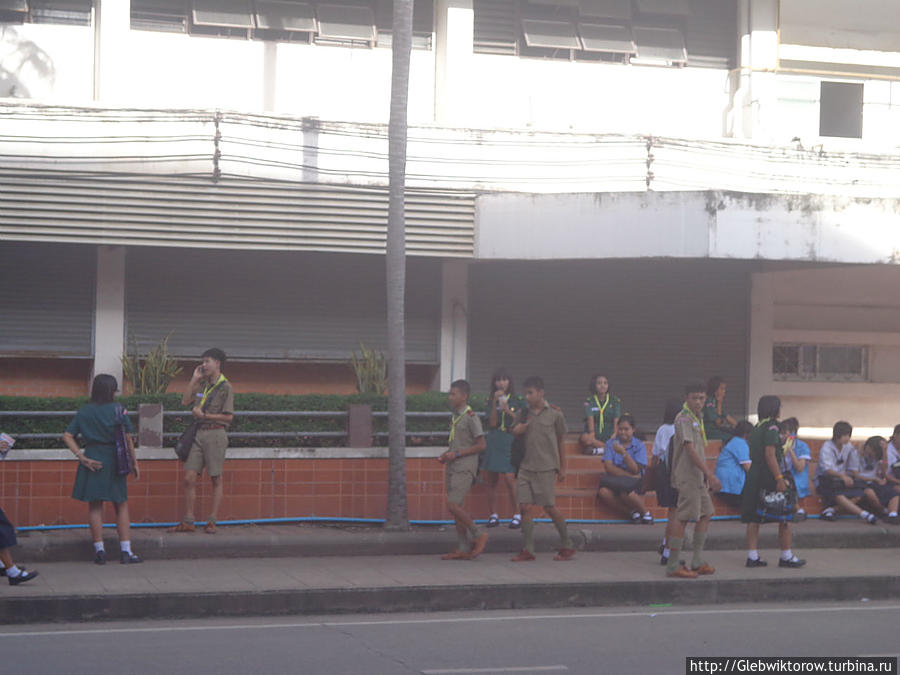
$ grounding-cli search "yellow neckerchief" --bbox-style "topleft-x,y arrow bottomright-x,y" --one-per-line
593,393 -> 610,435
200,373 -> 228,409
496,393 -> 513,432
682,403 -> 707,445
449,405 -> 472,443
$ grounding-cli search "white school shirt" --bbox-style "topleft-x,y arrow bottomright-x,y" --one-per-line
652,423 -> 675,461
814,439 -> 859,483
888,441 -> 900,468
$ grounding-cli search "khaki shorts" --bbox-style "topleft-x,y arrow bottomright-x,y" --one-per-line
675,483 -> 715,522
517,468 -> 557,507
184,428 -> 228,477
446,467 -> 476,506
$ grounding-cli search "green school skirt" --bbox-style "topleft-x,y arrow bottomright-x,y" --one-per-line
72,444 -> 128,504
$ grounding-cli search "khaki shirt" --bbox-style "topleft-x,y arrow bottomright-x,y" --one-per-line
671,409 -> 707,489
197,379 -> 235,428
520,402 -> 568,473
448,407 -> 484,474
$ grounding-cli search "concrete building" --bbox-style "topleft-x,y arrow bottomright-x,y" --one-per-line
2,0 -> 900,436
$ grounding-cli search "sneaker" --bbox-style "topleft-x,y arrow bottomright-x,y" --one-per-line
667,566 -> 698,579
470,532 -> 489,558
821,509 -> 837,522
511,549 -> 536,562
509,515 -> 522,530
641,513 -> 654,525
8,570 -> 38,586
94,549 -> 107,566
120,551 -> 144,565
779,557 -> 807,568
486,515 -> 500,528
691,563 -> 715,575
745,558 -> 768,568
553,547 -> 576,561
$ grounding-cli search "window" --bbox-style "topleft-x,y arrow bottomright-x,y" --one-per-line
131,0 -> 189,33
773,344 -> 868,382
374,0 -> 433,50
0,0 -> 91,26
578,22 -> 634,54
632,25 -> 686,66
316,4 -> 375,44
819,81 -> 864,139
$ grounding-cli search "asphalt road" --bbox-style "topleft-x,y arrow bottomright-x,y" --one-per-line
1,602 -> 898,675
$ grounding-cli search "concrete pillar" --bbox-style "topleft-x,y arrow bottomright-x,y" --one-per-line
347,404 -> 373,448
138,403 -> 163,449
438,259 -> 469,391
434,0 -> 474,125
747,271 -> 775,421
731,0 -> 779,140
93,246 -> 126,387
93,0 -> 132,103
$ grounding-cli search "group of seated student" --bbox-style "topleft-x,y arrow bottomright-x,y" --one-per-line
815,422 -> 900,524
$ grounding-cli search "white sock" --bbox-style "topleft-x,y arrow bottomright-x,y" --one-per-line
824,507 -> 835,515
796,509 -> 806,515
93,541 -> 105,553
6,565 -> 21,578
748,549 -> 760,561
781,549 -> 793,561
662,547 -> 671,558
643,512 -> 652,518
120,540 -> 132,554
860,511 -> 871,520
512,513 -> 521,520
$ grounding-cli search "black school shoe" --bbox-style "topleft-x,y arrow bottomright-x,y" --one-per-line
8,570 -> 39,586
94,550 -> 107,565
120,551 -> 144,564
746,558 -> 768,568
778,557 -> 807,568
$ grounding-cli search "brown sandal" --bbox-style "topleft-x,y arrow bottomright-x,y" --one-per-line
204,521 -> 217,534
168,521 -> 196,533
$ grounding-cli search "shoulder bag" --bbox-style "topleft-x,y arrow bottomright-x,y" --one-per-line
113,404 -> 135,476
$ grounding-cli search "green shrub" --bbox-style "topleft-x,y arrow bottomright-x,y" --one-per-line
0,392 -> 489,449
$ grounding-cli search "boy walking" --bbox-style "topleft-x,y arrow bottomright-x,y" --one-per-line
667,382 -> 721,578
170,348 -> 234,534
437,380 -> 488,560
510,376 -> 575,562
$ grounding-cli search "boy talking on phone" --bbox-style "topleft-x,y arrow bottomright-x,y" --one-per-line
170,348 -> 234,534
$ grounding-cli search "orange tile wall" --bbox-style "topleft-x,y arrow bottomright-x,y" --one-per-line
0,358 -> 93,397
0,439 -> 830,527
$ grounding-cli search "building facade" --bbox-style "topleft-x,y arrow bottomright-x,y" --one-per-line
2,0 -> 900,435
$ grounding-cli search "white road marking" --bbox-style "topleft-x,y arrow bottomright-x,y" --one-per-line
422,667 -> 568,674
2,603 -> 900,638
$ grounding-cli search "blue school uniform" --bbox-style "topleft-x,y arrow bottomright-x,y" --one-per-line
714,435 -> 750,496
605,436 -> 647,473
784,439 -> 812,498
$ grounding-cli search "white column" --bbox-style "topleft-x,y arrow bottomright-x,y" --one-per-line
434,0 -> 474,125
438,259 -> 469,391
748,0 -> 779,141
747,271 -> 775,420
93,246 -> 126,386
93,0 -> 132,102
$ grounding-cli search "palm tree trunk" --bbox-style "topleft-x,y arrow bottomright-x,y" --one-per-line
385,0 -> 414,531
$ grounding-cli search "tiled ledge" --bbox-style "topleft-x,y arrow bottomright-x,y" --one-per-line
2,446 -> 447,462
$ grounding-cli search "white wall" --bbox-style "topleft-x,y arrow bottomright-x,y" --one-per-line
0,23 -> 93,101
749,265 -> 900,430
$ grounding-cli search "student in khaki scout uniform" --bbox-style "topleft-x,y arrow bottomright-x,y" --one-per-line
666,382 -> 721,579
170,348 -> 235,535
437,380 -> 488,560
510,376 -> 575,562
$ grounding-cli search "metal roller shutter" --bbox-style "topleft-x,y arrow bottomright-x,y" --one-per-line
125,248 -> 441,363
0,242 -> 94,356
467,258 -> 750,429
0,170 -> 476,258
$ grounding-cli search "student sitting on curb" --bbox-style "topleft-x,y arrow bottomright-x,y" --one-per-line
815,421 -> 877,524
884,425 -> 900,490
596,414 -> 653,524
853,436 -> 900,524
780,417 -> 812,522
437,380 -> 488,560
510,376 -> 575,562
714,420 -> 754,509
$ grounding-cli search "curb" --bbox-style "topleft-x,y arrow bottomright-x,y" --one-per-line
3,575 -> 898,625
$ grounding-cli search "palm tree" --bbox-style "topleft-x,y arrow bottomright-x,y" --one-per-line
384,0 -> 414,531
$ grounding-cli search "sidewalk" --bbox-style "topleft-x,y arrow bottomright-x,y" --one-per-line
3,520 -> 900,624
